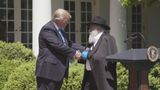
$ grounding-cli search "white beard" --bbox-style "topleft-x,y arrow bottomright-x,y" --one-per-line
88,30 -> 99,44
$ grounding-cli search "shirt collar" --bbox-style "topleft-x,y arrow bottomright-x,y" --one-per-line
53,22 -> 59,30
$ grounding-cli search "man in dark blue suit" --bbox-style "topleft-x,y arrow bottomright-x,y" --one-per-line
35,8 -> 85,90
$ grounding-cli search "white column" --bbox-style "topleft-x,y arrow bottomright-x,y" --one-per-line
33,0 -> 52,56
110,0 -> 127,52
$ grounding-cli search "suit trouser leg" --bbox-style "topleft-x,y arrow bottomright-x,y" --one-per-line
36,77 -> 63,90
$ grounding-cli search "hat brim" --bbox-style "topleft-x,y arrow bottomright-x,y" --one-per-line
88,23 -> 110,30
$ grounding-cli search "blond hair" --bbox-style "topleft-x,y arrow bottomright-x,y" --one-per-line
52,8 -> 71,21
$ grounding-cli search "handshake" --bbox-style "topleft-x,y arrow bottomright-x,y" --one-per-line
74,48 -> 93,61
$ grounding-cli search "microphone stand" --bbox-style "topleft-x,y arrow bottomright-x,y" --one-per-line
124,32 -> 146,48
136,32 -> 146,48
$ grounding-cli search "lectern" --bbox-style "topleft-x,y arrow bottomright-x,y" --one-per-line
106,48 -> 160,90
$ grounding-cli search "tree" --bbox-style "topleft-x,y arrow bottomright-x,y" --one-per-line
120,0 -> 160,7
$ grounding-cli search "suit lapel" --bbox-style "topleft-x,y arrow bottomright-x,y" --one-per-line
49,21 -> 68,45
47,21 -> 58,34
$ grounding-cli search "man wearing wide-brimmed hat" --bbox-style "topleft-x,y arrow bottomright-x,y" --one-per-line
81,16 -> 118,90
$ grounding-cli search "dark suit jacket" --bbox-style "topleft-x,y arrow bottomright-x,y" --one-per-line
35,21 -> 85,82
82,31 -> 117,90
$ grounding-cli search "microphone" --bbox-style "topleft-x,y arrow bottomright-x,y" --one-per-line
124,33 -> 138,43
136,32 -> 146,47
124,32 -> 146,47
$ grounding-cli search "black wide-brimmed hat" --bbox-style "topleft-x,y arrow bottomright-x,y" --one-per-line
89,16 -> 110,30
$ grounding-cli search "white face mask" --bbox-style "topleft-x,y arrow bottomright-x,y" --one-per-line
88,29 -> 99,44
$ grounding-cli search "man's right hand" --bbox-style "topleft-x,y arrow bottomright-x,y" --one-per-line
74,50 -> 82,60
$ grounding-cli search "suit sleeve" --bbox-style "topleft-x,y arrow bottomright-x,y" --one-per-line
71,42 -> 86,52
41,29 -> 76,58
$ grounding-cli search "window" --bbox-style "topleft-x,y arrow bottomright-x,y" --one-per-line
80,2 -> 92,46
131,4 -> 142,48
21,0 -> 32,48
0,0 -> 32,48
64,0 -> 76,43
0,0 -> 15,42
64,0 -> 92,47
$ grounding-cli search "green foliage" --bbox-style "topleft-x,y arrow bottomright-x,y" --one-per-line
0,41 -> 35,89
149,63 -> 160,90
0,41 -> 159,90
120,0 -> 139,8
0,41 -> 35,61
61,62 -> 84,90
2,61 -> 83,90
1,60 -> 160,90
0,59 -> 23,89
2,61 -> 36,90
117,62 -> 128,90
119,0 -> 160,7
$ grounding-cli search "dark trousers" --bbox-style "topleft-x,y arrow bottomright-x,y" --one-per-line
81,71 -> 97,90
36,77 -> 63,90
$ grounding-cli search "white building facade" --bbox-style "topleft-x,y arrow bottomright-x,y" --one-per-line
0,0 -> 160,56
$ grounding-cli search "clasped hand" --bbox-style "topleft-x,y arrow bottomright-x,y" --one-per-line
74,50 -> 82,60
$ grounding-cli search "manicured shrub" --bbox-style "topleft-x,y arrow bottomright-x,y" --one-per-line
1,58 -> 160,90
149,63 -> 160,90
0,59 -> 23,89
0,41 -> 35,89
2,61 -> 36,90
61,62 -> 84,90
0,41 -> 35,61
117,62 -> 128,90
2,61 -> 84,90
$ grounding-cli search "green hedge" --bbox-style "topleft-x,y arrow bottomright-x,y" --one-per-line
0,41 -> 35,60
2,61 -> 160,90
2,61 -> 36,90
2,61 -> 83,90
0,41 -> 35,89
149,63 -> 160,90
61,62 -> 84,90
0,59 -> 23,89
117,62 -> 128,90
0,41 -> 160,90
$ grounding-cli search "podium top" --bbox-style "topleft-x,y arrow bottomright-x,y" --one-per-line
106,48 -> 160,62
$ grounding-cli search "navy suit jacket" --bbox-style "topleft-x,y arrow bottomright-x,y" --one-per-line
35,21 -> 85,81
